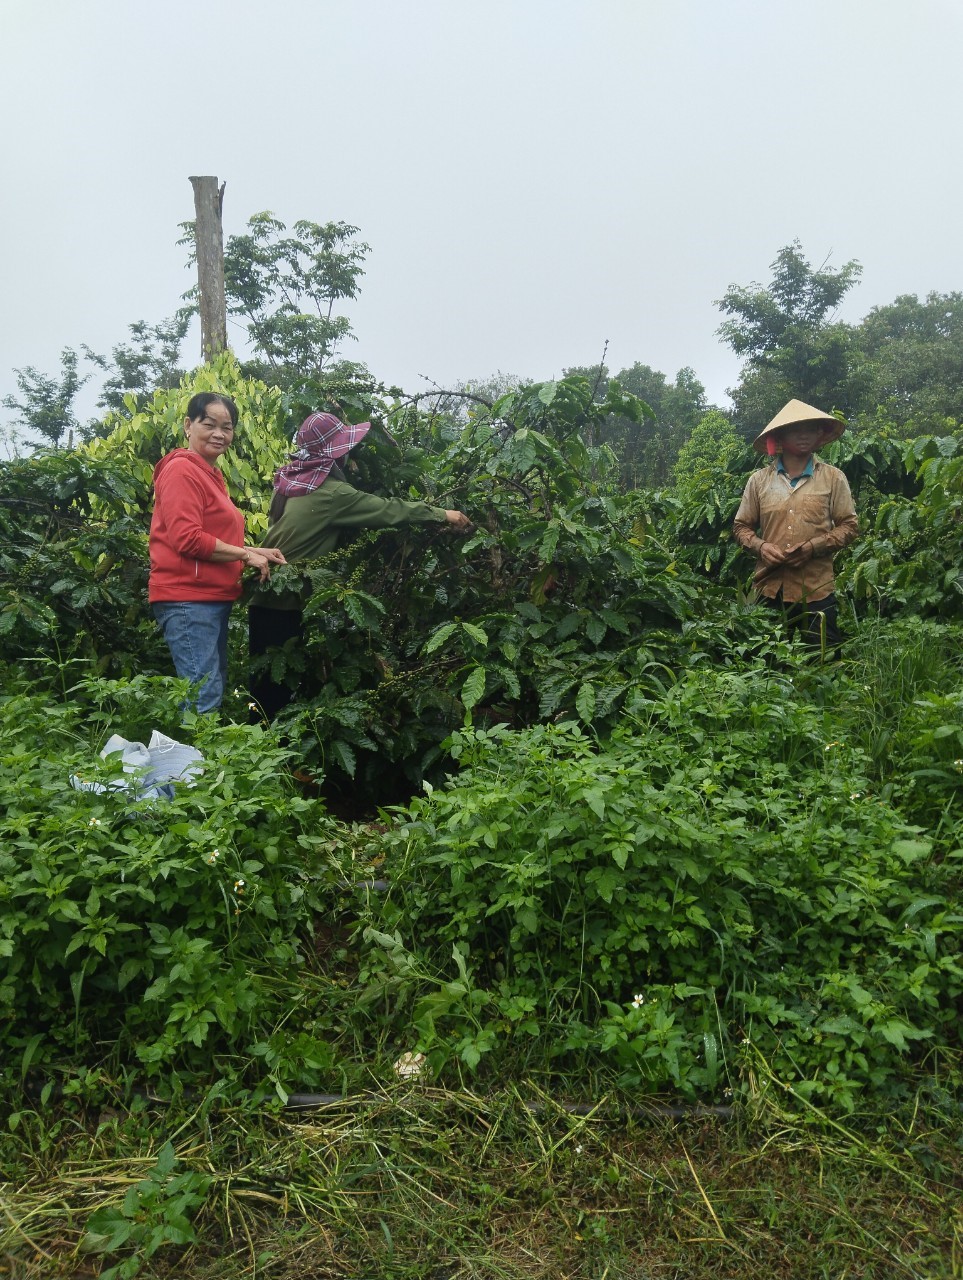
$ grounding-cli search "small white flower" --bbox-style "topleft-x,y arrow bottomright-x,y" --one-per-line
248,702 -> 258,711
88,818 -> 101,827
631,993 -> 645,1009
575,1144 -> 583,1154
234,878 -> 245,893
207,849 -> 220,865
393,1051 -> 426,1079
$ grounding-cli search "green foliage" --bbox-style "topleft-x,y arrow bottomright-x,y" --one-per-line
86,351 -> 291,536
2,346 -> 91,448
0,675 -> 354,1086
718,240 -> 862,435
564,360 -> 709,487
661,410 -> 754,579
364,664 -> 962,1108
616,363 -> 708,486
182,210 -> 370,387
0,354 -> 297,676
835,618 -> 963,832
850,291 -> 963,433
4,231 -> 963,1125
839,429 -> 963,616
673,409 -> 746,486
82,1141 -> 211,1279
257,373 -> 717,792
0,449 -> 154,670
82,313 -> 191,417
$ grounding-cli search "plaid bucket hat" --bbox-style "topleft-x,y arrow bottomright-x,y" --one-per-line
273,412 -> 372,496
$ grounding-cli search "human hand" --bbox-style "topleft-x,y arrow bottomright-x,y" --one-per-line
444,510 -> 474,533
759,541 -> 786,566
783,540 -> 814,566
245,547 -> 287,581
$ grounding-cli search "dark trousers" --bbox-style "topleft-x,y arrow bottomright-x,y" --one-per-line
248,606 -> 304,720
763,591 -> 842,654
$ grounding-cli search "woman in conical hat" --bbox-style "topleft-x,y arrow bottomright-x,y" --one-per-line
733,399 -> 858,652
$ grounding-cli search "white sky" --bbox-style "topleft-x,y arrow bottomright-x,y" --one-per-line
3,0 -> 961,425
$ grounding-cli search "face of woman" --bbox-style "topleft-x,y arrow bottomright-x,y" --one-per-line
184,402 -> 235,463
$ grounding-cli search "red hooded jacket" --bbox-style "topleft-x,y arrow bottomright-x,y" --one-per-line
149,448 -> 246,602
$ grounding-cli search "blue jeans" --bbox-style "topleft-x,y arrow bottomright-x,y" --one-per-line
152,601 -> 233,713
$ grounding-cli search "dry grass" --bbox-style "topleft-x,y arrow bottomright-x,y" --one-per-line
2,1084 -> 961,1280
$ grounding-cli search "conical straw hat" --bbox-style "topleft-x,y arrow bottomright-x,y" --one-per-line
752,399 -> 846,454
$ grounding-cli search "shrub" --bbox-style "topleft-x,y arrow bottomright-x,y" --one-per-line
0,674 -> 356,1091
362,664 -> 963,1108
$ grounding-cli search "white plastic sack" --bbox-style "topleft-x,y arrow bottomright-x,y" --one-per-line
71,730 -> 203,802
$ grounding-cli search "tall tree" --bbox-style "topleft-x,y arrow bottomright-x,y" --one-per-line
2,348 -> 89,449
182,212 -> 370,388
849,292 -> 963,432
612,363 -> 707,486
83,313 -> 190,415
563,361 -> 707,487
189,175 -> 228,359
717,241 -> 862,436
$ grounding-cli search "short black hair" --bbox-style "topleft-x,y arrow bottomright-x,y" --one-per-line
185,392 -> 239,427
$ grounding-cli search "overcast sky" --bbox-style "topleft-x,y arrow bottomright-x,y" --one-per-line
3,0 -> 962,430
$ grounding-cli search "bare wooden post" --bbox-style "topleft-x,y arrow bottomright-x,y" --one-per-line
189,175 -> 228,360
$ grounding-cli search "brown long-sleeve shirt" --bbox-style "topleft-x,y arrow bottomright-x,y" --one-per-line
732,458 -> 858,603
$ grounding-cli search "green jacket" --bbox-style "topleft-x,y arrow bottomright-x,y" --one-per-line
249,478 -> 447,611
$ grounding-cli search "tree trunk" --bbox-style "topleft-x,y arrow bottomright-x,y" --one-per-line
189,176 -> 228,360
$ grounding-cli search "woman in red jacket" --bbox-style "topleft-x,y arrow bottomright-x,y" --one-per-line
149,392 -> 286,713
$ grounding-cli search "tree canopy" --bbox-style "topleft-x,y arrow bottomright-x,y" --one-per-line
218,211 -> 369,386
717,240 -> 862,435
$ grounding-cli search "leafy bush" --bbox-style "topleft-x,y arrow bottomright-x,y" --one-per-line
258,375 -> 732,791
832,617 -> 963,828
363,664 -> 963,1108
85,350 -> 292,537
82,1141 -> 211,1280
4,351 -> 963,1118
0,451 -> 155,671
840,432 -> 963,616
0,674 -> 357,1091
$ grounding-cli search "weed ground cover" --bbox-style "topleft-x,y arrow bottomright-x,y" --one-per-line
2,616 -> 963,1277
1,1086 -> 960,1279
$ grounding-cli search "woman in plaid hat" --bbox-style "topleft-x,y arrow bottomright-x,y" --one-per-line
248,411 -> 471,718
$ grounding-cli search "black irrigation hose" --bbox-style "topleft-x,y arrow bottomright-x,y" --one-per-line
22,1080 -> 734,1122
21,1076 -> 729,1121
282,1092 -> 734,1120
